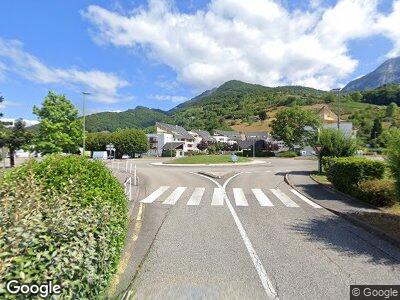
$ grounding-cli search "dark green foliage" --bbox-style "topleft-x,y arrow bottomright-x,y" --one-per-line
386,130 -> 400,197
325,157 -> 386,193
0,155 -> 128,298
370,118 -> 383,141
271,107 -> 321,149
276,151 -> 298,157
112,129 -> 149,158
318,128 -> 356,158
356,179 -> 397,206
362,84 -> 400,106
85,106 -> 172,132
86,131 -> 112,151
386,102 -> 398,118
162,149 -> 176,157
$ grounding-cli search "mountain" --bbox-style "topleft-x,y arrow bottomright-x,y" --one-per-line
343,57 -> 400,92
85,80 -> 331,132
85,106 -> 172,132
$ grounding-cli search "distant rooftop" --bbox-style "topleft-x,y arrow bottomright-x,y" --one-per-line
156,122 -> 193,140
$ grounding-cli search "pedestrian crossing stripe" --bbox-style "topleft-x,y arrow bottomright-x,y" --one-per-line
140,187 -> 320,208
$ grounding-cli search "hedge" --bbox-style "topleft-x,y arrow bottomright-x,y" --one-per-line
0,155 -> 128,299
356,179 -> 397,207
276,151 -> 298,158
325,157 -> 386,193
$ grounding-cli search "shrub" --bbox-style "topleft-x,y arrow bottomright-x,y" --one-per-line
356,179 -> 397,207
318,128 -> 356,158
326,157 -> 386,193
0,155 -> 128,299
386,130 -> 400,197
162,149 -> 176,157
242,150 -> 275,157
276,151 -> 298,158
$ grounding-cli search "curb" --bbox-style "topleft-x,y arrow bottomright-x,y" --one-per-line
284,173 -> 400,249
150,160 -> 269,167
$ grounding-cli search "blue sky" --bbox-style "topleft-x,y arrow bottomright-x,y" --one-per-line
0,0 -> 399,122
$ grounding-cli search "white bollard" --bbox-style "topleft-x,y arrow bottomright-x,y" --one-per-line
129,163 -> 132,174
134,164 -> 137,186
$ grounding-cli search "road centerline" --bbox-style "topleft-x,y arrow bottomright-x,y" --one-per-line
191,172 -> 279,299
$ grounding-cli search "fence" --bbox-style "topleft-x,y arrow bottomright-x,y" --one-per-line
124,177 -> 132,201
110,160 -> 138,186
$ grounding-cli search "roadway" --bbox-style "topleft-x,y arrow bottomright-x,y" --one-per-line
112,158 -> 400,300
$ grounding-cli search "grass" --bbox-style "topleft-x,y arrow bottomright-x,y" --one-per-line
310,173 -> 332,186
166,154 -> 251,164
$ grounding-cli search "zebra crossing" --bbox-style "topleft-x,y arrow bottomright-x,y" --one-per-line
140,186 -> 322,208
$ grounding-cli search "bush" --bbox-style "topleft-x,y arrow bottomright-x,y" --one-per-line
276,151 -> 298,158
356,179 -> 397,207
162,149 -> 176,157
318,128 -> 356,158
0,155 -> 128,299
386,130 -> 400,197
326,157 -> 386,193
242,150 -> 275,157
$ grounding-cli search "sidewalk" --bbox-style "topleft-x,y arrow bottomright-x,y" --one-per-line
287,170 -> 379,214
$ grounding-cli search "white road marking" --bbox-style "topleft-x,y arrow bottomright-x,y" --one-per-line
140,186 -> 170,203
187,187 -> 205,206
191,172 -> 279,299
162,187 -> 187,205
233,188 -> 248,206
289,189 -> 322,208
211,187 -> 224,206
252,189 -> 274,207
270,189 -> 299,207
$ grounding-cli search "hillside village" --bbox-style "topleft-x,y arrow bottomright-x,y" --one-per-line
145,105 -> 354,157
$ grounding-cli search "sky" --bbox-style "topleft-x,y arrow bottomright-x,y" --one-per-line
0,0 -> 399,122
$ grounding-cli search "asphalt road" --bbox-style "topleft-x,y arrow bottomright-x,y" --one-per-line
114,158 -> 400,300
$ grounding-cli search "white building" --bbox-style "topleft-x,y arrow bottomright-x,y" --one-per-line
212,130 -> 242,145
146,122 -> 197,157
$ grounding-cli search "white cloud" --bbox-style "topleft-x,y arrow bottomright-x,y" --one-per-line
152,94 -> 187,103
83,0 -> 400,90
0,38 -> 130,103
1,117 -> 39,127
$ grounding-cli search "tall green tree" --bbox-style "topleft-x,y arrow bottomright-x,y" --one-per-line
112,129 -> 149,158
370,118 -> 383,145
386,102 -> 398,119
86,132 -> 112,152
3,119 -> 32,167
386,129 -> 400,197
33,91 -> 82,155
271,107 -> 321,150
317,128 -> 356,158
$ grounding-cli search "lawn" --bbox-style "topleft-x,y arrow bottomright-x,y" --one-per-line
166,154 -> 251,164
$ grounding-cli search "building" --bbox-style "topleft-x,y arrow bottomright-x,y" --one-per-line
323,122 -> 355,138
213,130 -> 243,145
146,122 -> 197,157
316,105 -> 338,124
244,131 -> 269,140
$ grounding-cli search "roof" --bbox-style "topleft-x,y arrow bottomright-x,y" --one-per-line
317,105 -> 338,124
244,131 -> 269,140
162,142 -> 184,150
213,130 -> 242,140
155,122 -> 193,140
192,129 -> 215,142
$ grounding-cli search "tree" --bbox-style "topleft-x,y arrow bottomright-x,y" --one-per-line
350,92 -> 363,102
112,129 -> 149,158
0,95 -> 4,118
33,91 -> 82,155
197,140 -> 209,151
271,107 -> 321,150
258,110 -> 268,121
3,119 -> 32,167
386,102 -> 398,119
378,128 -> 400,148
86,132 -> 112,151
370,118 -> 383,146
317,128 -> 356,158
386,129 -> 400,197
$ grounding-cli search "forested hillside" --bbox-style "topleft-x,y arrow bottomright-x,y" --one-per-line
85,106 -> 172,132
84,80 -> 399,133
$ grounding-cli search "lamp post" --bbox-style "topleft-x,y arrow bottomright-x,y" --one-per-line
332,88 -> 343,130
81,92 -> 91,156
314,144 -> 323,174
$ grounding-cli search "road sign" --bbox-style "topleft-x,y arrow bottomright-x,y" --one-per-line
231,153 -> 238,163
106,144 -> 114,150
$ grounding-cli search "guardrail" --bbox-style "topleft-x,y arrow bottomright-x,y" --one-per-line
124,177 -> 132,201
110,160 -> 138,186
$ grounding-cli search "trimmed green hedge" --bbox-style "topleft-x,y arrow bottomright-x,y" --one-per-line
276,151 -> 298,158
325,157 -> 386,193
0,155 -> 128,299
356,179 -> 397,207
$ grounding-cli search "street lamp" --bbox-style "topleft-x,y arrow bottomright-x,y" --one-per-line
82,92 -> 91,156
332,88 -> 343,130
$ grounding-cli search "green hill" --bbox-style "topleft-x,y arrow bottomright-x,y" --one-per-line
85,106 -> 172,132
84,80 -> 398,133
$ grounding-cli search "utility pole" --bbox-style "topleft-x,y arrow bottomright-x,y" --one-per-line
332,88 -> 342,130
81,92 -> 91,156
